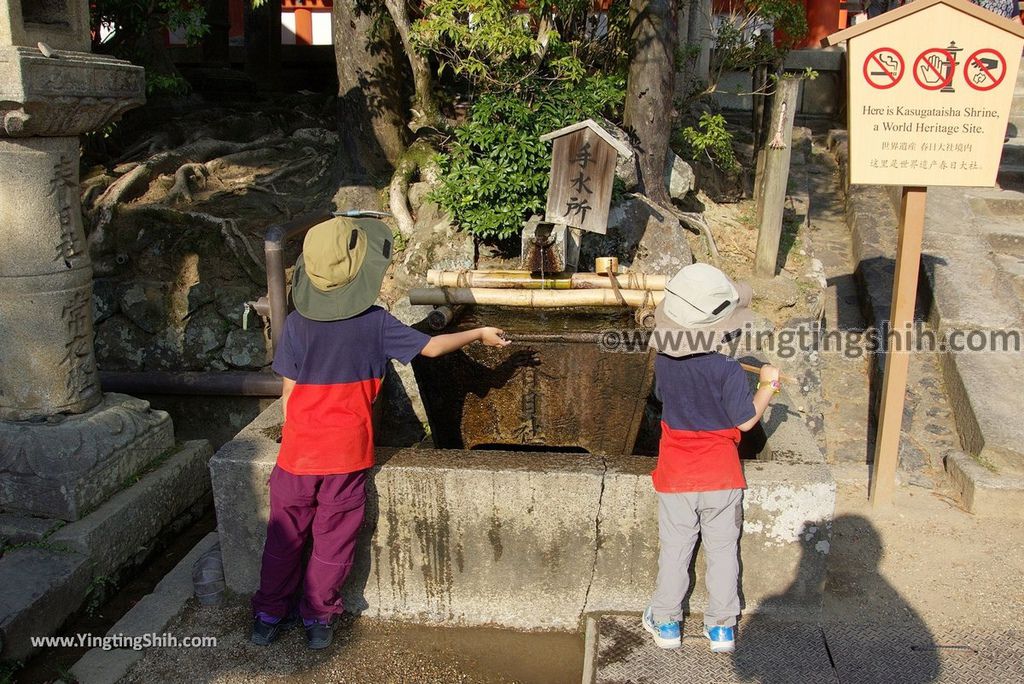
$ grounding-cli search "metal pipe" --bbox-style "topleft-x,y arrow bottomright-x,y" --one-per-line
263,210 -> 390,352
264,211 -> 332,351
100,371 -> 282,397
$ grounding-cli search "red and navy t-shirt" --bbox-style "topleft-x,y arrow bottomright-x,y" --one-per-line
652,352 -> 755,493
271,306 -> 430,475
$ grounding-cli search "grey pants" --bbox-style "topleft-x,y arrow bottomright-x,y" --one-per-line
650,488 -> 743,627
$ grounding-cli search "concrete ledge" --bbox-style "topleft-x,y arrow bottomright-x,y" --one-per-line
212,402 -> 835,630
70,532 -> 220,684
585,458 -> 834,619
760,388 -> 826,464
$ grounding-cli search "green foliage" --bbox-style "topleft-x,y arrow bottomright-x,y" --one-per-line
413,0 -> 628,91
91,0 -> 209,53
85,575 -> 118,617
431,74 -> 625,240
146,73 -> 191,97
675,113 -> 738,171
0,661 -> 23,684
713,0 -> 808,73
418,0 -> 628,240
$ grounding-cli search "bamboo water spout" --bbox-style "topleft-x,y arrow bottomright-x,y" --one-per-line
426,269 -> 668,291
409,287 -> 664,308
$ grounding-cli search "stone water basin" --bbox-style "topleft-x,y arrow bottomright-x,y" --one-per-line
412,306 -> 653,455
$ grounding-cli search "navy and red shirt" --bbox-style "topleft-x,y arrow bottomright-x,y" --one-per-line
653,352 -> 755,493
271,306 -> 430,475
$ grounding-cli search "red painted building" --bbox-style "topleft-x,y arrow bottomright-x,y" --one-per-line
193,0 -> 845,49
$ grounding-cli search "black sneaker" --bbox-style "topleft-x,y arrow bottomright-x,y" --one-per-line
249,616 -> 297,646
305,620 -> 334,650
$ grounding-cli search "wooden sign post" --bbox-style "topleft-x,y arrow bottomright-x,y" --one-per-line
540,119 -> 632,235
824,0 -> 1024,508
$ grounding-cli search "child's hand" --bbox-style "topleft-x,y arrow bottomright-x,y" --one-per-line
479,327 -> 510,347
758,364 -> 780,384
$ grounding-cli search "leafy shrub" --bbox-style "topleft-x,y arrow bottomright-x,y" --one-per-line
430,74 -> 625,240
146,73 -> 192,97
675,112 -> 738,172
413,0 -> 629,92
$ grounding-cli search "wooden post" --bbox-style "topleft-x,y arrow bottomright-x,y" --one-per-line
870,186 -> 927,508
753,76 -> 800,277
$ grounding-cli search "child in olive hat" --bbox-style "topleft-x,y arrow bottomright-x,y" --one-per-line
250,216 -> 507,649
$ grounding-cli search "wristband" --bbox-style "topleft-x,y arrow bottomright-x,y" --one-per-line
756,379 -> 782,394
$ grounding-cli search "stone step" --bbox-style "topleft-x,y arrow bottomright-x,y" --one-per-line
1001,138 -> 1024,167
0,440 -> 213,661
1008,114 -> 1024,139
844,183 -> 1024,516
1012,93 -> 1024,118
70,532 -> 221,684
997,164 -> 1024,191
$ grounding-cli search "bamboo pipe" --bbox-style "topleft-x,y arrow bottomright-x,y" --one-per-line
739,362 -> 797,385
409,287 -> 664,308
426,269 -> 668,291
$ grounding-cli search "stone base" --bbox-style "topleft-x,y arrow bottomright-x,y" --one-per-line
0,393 -> 175,521
212,402 -> 835,630
0,440 -> 212,662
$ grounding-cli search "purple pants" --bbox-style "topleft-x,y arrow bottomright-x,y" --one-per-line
251,465 -> 366,623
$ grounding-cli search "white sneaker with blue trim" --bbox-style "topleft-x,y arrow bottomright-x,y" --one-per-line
703,624 -> 736,653
642,607 -> 681,649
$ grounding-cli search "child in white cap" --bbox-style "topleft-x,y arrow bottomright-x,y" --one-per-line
642,263 -> 781,653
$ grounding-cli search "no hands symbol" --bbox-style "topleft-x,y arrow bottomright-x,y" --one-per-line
864,47 -> 904,89
913,48 -> 955,91
964,48 -> 1006,91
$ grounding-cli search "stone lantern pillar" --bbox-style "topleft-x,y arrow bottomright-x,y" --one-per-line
0,1 -> 175,520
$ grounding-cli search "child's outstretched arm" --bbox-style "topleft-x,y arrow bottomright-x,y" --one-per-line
420,326 -> 509,357
737,364 -> 780,432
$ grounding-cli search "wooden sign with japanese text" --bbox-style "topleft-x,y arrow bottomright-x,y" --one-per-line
541,120 -> 630,234
827,0 -> 1024,186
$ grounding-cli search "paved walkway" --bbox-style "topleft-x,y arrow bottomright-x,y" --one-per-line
587,613 -> 1024,683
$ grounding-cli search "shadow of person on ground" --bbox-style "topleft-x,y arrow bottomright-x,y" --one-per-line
733,515 -> 940,683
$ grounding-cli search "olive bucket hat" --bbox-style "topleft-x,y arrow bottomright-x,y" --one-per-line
649,263 -> 754,357
291,216 -> 393,321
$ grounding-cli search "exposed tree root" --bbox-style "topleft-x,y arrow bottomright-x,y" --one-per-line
388,140 -> 437,238
88,137 -> 292,249
674,209 -> 722,265
167,163 -> 209,204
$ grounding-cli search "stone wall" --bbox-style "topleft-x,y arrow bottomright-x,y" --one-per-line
212,402 -> 835,630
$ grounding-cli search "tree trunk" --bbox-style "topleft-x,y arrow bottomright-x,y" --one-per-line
244,0 -> 282,89
202,0 -> 231,65
333,0 -> 409,179
382,0 -> 442,131
623,0 -> 677,207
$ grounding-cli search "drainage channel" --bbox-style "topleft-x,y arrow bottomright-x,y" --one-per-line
15,508 -> 216,684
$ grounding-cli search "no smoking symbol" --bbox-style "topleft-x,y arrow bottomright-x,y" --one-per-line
964,48 -> 1006,91
864,47 -> 904,89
